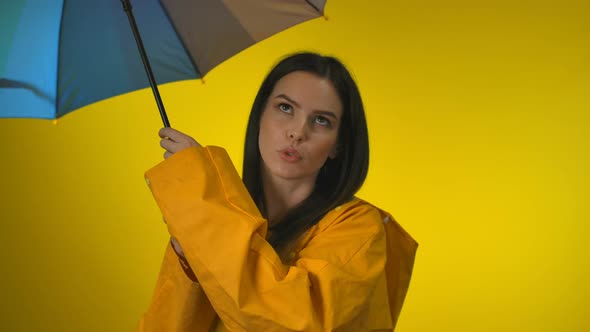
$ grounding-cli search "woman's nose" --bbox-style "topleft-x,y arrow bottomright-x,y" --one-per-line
288,130 -> 302,141
287,122 -> 307,142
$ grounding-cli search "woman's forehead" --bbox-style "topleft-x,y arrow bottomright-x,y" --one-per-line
270,71 -> 343,114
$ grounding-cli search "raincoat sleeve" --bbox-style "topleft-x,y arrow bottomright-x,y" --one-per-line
137,242 -> 216,332
143,146 -> 387,331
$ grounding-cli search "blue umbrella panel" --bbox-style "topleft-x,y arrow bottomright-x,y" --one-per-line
1,0 -> 196,120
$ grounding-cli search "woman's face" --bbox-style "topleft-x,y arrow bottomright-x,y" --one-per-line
258,71 -> 343,185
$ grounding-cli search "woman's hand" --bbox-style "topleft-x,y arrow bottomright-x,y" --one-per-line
159,127 -> 201,159
170,236 -> 185,258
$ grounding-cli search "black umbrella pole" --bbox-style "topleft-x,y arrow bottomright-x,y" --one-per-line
120,0 -> 171,128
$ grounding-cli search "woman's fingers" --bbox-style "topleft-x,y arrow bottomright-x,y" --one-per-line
170,237 -> 185,258
159,135 -> 176,150
159,135 -> 193,156
159,127 -> 184,141
158,128 -> 201,159
160,138 -> 179,159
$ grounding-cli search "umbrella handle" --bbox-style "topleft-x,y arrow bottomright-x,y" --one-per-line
120,0 -> 171,128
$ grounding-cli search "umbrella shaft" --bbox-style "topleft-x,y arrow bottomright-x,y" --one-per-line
121,0 -> 171,128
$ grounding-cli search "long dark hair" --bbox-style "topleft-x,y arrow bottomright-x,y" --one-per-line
242,52 -> 369,255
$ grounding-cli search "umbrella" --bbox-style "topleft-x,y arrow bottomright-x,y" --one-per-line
0,0 -> 326,126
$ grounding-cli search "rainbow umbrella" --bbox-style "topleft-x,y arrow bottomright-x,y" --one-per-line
0,0 -> 326,126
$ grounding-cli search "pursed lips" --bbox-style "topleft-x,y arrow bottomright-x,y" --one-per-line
279,147 -> 302,162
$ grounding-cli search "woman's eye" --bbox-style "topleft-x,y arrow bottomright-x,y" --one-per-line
278,103 -> 292,113
314,116 -> 331,127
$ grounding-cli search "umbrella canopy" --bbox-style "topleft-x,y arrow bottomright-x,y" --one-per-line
0,0 -> 326,120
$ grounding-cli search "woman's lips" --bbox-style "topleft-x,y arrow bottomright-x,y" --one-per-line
279,147 -> 302,162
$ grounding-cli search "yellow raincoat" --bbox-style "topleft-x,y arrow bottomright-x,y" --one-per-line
138,146 -> 417,331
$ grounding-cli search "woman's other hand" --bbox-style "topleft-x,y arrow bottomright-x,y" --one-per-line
159,127 -> 201,159
170,236 -> 185,258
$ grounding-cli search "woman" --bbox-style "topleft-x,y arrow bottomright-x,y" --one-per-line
138,52 -> 417,331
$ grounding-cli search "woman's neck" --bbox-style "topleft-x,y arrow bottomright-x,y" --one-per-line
262,172 -> 316,225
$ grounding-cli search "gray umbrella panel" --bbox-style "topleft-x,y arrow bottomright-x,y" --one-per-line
161,0 -> 326,76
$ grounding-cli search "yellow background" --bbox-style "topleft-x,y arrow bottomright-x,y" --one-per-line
1,0 -> 588,331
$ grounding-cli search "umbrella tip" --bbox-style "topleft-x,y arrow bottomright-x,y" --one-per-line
53,119 -> 59,125
323,15 -> 329,21
201,78 -> 206,85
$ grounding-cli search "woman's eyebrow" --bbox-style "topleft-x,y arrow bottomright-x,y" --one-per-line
314,110 -> 338,120
274,94 -> 338,120
275,94 -> 300,108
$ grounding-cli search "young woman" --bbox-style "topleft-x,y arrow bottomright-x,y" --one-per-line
138,52 -> 417,331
